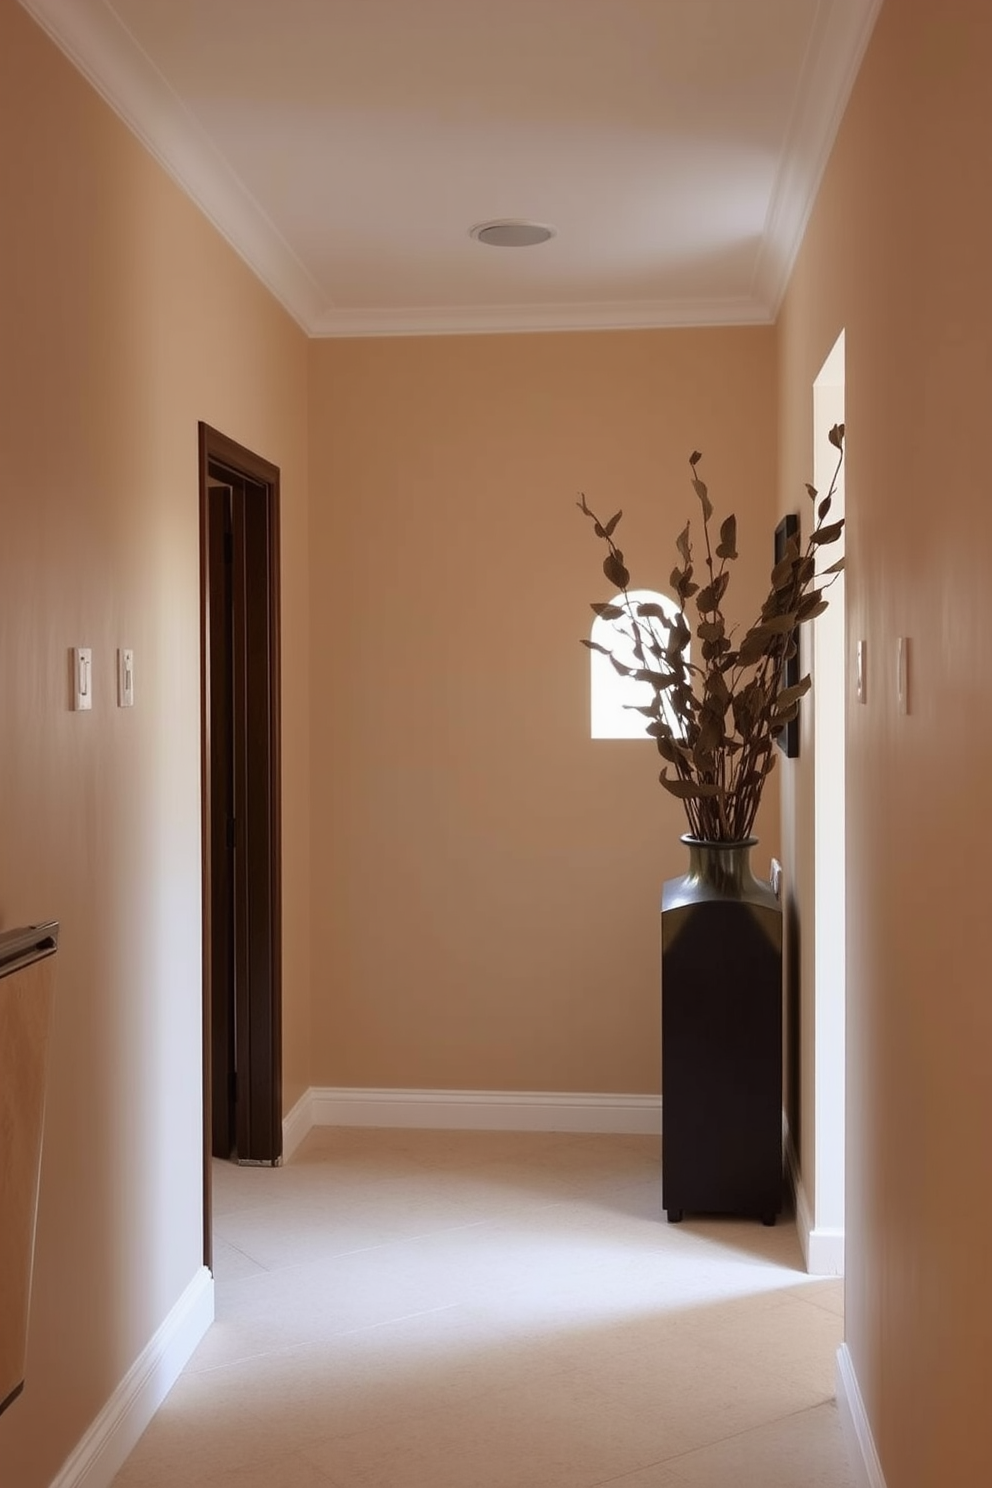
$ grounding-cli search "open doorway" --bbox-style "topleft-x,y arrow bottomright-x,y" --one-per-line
198,424 -> 283,1266
809,333 -> 846,1273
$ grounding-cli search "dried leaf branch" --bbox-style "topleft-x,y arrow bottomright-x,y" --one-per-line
578,426 -> 845,842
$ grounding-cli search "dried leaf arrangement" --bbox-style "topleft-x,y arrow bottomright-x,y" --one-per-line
578,425 -> 845,843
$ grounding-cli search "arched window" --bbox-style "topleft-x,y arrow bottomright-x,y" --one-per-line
589,588 -> 689,740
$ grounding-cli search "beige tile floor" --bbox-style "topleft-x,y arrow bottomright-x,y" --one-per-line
112,1128 -> 853,1488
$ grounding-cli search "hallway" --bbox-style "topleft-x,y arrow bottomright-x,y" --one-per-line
111,1129 -> 852,1487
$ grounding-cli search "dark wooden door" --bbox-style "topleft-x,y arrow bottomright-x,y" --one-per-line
199,427 -> 282,1258
205,479 -> 237,1159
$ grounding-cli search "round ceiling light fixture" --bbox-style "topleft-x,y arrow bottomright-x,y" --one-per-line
469,219 -> 557,248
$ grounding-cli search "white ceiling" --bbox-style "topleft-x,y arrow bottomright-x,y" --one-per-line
20,0 -> 881,337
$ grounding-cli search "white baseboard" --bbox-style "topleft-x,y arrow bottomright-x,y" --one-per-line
297,1087 -> 661,1135
836,1343 -> 887,1488
803,1221 -> 845,1276
50,1266 -> 214,1488
784,1121 -> 845,1276
792,1167 -> 845,1276
281,1087 -> 313,1160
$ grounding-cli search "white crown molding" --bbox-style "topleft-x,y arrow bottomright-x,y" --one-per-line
16,0 -> 327,331
19,0 -> 879,338
310,296 -> 772,339
50,1266 -> 213,1488
300,1087 -> 661,1134
752,0 -> 884,314
836,1343 -> 888,1488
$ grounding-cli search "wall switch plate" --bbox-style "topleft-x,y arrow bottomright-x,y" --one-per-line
896,636 -> 909,715
72,647 -> 93,710
117,648 -> 134,708
856,640 -> 867,703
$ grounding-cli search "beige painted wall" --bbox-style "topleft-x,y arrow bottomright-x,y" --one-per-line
0,4 -> 310,1484
308,328 -> 779,1094
19,0 -> 990,1480
779,0 -> 992,1481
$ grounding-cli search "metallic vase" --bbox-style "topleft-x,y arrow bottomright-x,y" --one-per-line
661,837 -> 783,1224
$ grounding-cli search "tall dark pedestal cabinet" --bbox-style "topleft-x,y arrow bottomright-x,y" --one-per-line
661,841 -> 782,1225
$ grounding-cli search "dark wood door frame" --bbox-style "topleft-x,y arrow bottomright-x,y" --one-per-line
199,423 -> 283,1266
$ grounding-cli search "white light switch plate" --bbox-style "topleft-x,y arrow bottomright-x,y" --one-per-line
856,640 -> 867,703
72,647 -> 92,710
118,648 -> 134,707
897,637 -> 908,714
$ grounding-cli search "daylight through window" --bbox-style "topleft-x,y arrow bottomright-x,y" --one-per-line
589,588 -> 689,740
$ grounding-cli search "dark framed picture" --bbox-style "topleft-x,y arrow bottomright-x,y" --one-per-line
774,513 -> 800,758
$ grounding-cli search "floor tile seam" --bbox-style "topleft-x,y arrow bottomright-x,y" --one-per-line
330,1299 -> 466,1339
214,1199 -> 490,1229
646,1334 -> 840,1372
302,1402 -> 698,1488
212,1234 -> 272,1274
397,1149 -> 577,1176
213,1199 -> 339,1226
293,1370 -> 611,1480
289,1358 -> 600,1459
213,1212 -> 513,1280
423,1188 -> 664,1228
304,1194 -> 659,1251
212,1231 -> 411,1273
183,1335 -> 324,1377
682,1288 -> 845,1331
212,1221 -> 823,1306
185,1299 -> 471,1378
676,1355 -> 838,1401
675,1299 -> 842,1339
293,1388 -> 514,1468
557,1353 -> 838,1408
216,1180 -> 660,1224
625,1394 -> 841,1480
307,1154 -> 651,1178
793,1293 -> 846,1319
216,1183 -> 410,1206
227,1178 -> 565,1202
211,1200 -> 293,1221
135,1373 -> 842,1474
195,1318 -> 640,1411
586,1462 -> 683,1488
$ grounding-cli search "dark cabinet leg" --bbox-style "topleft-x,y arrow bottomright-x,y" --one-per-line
761,1212 -> 777,1227
667,1209 -> 684,1223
